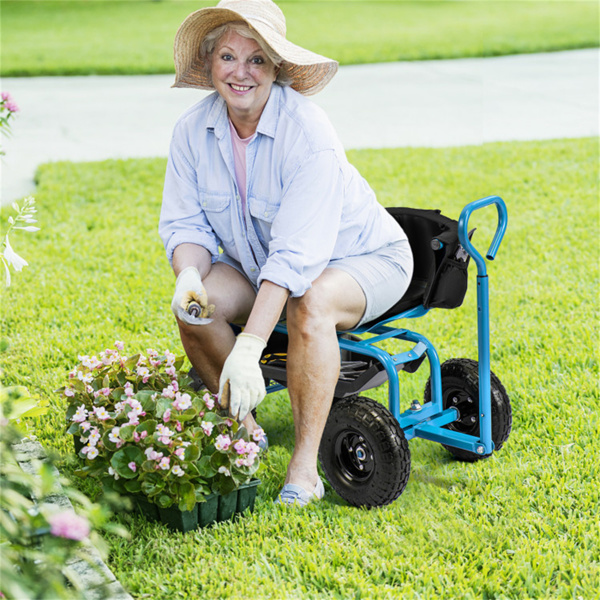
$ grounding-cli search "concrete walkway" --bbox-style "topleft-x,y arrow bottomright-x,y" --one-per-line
1,48 -> 598,204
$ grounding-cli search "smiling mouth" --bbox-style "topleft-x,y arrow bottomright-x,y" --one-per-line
229,84 -> 253,92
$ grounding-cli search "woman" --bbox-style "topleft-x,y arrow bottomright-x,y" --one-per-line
159,0 -> 413,506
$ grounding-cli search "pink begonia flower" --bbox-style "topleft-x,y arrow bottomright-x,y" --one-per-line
1,92 -> 11,101
246,442 -> 260,455
199,411 -> 205,418
68,368 -> 77,379
181,441 -> 191,447
87,447 -> 99,460
48,511 -> 90,541
234,457 -> 246,468
175,421 -> 183,432
156,424 -> 173,437
147,348 -> 159,359
158,457 -> 170,470
88,429 -> 101,446
163,409 -> 171,423
171,465 -> 184,477
71,405 -> 88,423
201,421 -> 214,436
172,392 -> 191,411
93,387 -> 110,399
145,447 -> 163,461
64,388 -> 75,398
86,385 -> 94,394
108,427 -> 121,443
114,401 -> 125,414
214,434 -> 231,451
128,461 -> 137,472
80,421 -> 91,432
171,380 -> 179,393
93,406 -> 110,420
233,439 -> 247,455
218,466 -> 231,477
108,466 -> 120,480
165,351 -> 176,366
159,436 -> 173,445
132,432 -> 141,442
77,371 -> 93,384
136,366 -> 150,383
203,393 -> 215,410
252,428 -> 266,443
165,366 -> 176,377
224,419 -> 233,427
115,341 -> 125,351
124,382 -> 134,398
162,385 -> 176,399
5,101 -> 19,113
174,447 -> 185,460
140,430 -> 148,439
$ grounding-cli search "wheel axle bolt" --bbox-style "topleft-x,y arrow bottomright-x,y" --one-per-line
452,397 -> 458,404
470,416 -> 477,424
467,397 -> 473,404
476,445 -> 485,455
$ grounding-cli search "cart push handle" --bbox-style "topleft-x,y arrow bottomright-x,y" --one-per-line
458,195 -> 508,276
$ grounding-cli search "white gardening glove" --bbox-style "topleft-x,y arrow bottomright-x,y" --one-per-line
218,333 -> 267,422
171,266 -> 215,326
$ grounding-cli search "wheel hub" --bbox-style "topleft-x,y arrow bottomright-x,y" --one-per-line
334,429 -> 375,483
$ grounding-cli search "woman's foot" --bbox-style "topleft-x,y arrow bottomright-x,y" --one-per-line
275,478 -> 324,507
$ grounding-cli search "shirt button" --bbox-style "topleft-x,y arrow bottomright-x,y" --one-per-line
250,267 -> 256,272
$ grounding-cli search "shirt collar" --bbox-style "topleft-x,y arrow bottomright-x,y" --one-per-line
206,84 -> 281,140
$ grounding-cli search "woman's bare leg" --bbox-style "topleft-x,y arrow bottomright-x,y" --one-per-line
284,268 -> 367,492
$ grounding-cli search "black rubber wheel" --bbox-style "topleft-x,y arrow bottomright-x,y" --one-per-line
424,358 -> 512,462
318,396 -> 411,508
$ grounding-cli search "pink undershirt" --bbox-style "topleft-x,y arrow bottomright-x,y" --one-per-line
229,119 -> 256,216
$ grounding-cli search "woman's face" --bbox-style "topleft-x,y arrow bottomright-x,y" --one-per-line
211,30 -> 277,128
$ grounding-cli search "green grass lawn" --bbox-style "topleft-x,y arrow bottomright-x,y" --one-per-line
1,137 -> 598,598
2,1 -> 598,76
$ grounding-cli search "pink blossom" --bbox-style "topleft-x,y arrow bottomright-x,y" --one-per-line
108,427 -> 121,443
147,348 -> 159,359
156,424 -> 173,437
225,419 -> 233,427
115,340 -> 125,351
163,409 -> 171,423
48,511 -> 90,541
136,366 -> 150,383
172,392 -> 192,411
93,387 -> 111,399
124,383 -> 134,398
128,415 -> 140,426
93,406 -> 110,420
246,442 -> 260,455
218,466 -> 231,477
215,434 -> 231,451
165,351 -> 176,366
80,421 -> 91,432
233,439 -> 247,455
88,429 -> 101,446
171,380 -> 179,392
87,447 -> 99,460
5,101 -> 19,113
162,385 -> 176,399
203,393 -> 215,410
64,388 -> 75,398
175,421 -> 183,432
128,461 -> 137,472
159,436 -> 172,445
68,369 -> 77,379
171,465 -> 184,477
234,457 -> 246,468
165,366 -> 176,377
140,430 -> 148,439
158,457 -> 170,470
77,371 -> 93,384
145,447 -> 163,461
108,466 -> 120,480
71,405 -> 88,423
133,432 -> 141,442
1,92 -> 11,101
174,447 -> 185,459
201,421 -> 214,436
252,428 -> 266,443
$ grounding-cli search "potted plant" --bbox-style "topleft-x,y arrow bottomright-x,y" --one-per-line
58,342 -> 264,532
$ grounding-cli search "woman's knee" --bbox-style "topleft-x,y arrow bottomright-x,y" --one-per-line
287,283 -> 336,338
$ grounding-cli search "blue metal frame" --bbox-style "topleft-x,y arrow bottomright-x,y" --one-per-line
266,196 -> 508,456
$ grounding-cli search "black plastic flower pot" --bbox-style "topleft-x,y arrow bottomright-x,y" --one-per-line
197,493 -> 219,527
236,479 -> 261,514
132,494 -> 160,522
217,490 -> 238,522
157,503 -> 199,533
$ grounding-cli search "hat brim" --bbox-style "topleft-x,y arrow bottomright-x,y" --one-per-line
172,7 -> 338,96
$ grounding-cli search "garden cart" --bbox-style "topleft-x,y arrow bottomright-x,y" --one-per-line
259,195 -> 512,508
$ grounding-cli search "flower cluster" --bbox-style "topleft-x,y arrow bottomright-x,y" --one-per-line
1,91 -> 19,156
60,342 -> 264,511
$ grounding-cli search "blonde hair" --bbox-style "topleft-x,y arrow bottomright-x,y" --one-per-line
200,21 -> 292,86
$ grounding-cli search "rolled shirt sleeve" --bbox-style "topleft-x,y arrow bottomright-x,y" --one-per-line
159,129 -> 220,266
257,149 -> 344,297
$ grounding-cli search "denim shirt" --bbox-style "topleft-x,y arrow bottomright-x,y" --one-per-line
159,84 -> 406,297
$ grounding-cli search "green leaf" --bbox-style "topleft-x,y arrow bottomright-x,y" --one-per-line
111,446 -> 144,479
184,444 -> 200,462
196,455 -> 217,479
177,482 -> 196,512
136,420 -> 157,436
119,424 -> 135,442
124,479 -> 142,493
124,354 -> 140,370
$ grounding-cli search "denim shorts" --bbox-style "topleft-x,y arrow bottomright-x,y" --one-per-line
328,238 -> 413,328
220,238 -> 413,328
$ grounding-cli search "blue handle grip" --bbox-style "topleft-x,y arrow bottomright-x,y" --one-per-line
458,195 -> 508,275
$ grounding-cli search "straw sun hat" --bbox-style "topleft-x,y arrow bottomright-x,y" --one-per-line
173,0 -> 338,96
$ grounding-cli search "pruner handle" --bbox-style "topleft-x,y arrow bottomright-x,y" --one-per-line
458,195 -> 508,275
